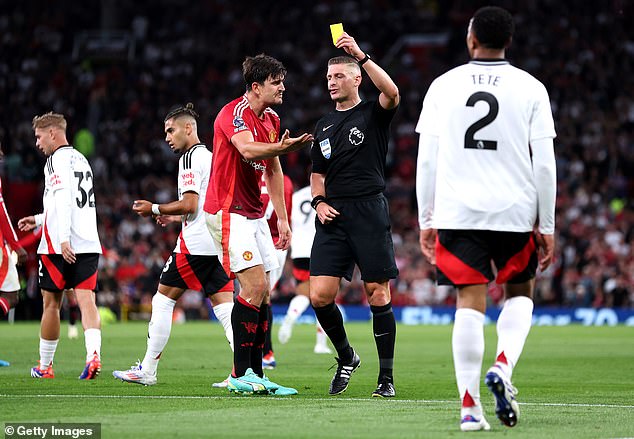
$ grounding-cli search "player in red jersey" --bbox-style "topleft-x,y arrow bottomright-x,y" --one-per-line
0,144 -> 28,367
204,54 -> 312,394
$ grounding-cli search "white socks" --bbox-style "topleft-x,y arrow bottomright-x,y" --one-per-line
84,328 -> 101,362
39,338 -> 59,368
315,322 -> 328,346
286,295 -> 310,323
213,302 -> 234,351
142,293 -> 176,375
453,308 -> 485,409
495,296 -> 534,377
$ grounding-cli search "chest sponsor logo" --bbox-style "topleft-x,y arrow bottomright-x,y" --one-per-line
268,130 -> 277,142
319,138 -> 332,159
233,116 -> 247,133
242,157 -> 266,172
349,127 -> 364,146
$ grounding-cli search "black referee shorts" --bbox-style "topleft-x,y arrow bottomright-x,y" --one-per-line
310,194 -> 399,282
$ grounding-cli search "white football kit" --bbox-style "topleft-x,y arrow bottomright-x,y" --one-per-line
290,186 -> 315,260
37,146 -> 101,255
416,60 -> 556,233
174,144 -> 220,256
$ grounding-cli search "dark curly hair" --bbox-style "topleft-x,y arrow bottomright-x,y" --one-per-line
471,6 -> 514,50
243,54 -> 287,91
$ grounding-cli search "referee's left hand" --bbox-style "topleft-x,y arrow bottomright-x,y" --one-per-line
316,202 -> 339,225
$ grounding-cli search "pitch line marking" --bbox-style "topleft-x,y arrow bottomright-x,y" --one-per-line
1,394 -> 633,409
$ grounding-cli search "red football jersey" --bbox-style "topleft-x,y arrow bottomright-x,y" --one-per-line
0,177 -> 20,250
204,95 -> 281,219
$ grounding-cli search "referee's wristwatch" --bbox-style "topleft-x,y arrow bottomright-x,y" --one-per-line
357,53 -> 371,66
311,195 -> 327,210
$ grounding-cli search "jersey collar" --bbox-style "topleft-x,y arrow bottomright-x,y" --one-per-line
51,145 -> 73,155
336,100 -> 363,112
469,59 -> 510,66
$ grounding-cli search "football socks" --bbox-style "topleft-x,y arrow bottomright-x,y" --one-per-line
313,302 -> 353,363
453,308 -> 485,409
141,292 -> 176,375
371,302 -> 396,382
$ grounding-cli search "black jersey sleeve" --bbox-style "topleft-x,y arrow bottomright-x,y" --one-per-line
373,99 -> 398,127
310,121 -> 328,174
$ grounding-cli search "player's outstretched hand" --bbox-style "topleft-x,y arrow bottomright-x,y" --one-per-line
132,200 -> 153,217
419,229 -> 437,265
535,232 -> 555,271
17,216 -> 37,232
316,202 -> 340,225
279,129 -> 314,153
335,32 -> 364,60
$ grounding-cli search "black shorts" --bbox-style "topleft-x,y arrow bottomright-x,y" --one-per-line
159,253 -> 232,295
436,229 -> 537,287
38,254 -> 99,293
310,194 -> 399,282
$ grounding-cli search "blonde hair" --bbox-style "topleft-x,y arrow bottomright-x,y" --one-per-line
32,112 -> 67,131
328,56 -> 361,75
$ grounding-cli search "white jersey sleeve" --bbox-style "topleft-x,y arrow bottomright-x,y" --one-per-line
174,145 -> 219,255
38,147 -> 102,254
416,61 -> 556,232
290,186 -> 315,259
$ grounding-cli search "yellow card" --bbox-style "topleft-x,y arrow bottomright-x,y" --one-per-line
330,23 -> 344,46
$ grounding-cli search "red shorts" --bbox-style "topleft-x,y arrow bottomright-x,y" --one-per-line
436,230 -> 537,286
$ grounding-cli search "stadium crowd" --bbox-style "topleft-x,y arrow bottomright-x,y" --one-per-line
1,0 -> 632,319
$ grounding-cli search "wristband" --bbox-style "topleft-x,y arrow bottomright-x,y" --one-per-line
311,195 -> 327,210
357,53 -> 371,66
151,204 -> 161,215
34,213 -> 44,227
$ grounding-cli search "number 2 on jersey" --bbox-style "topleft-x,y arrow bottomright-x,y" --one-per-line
464,91 -> 499,150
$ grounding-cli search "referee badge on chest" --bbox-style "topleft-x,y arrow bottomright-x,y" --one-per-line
319,138 -> 332,159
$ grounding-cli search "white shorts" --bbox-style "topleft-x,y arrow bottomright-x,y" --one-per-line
0,245 -> 20,292
268,249 -> 288,290
206,211 -> 279,274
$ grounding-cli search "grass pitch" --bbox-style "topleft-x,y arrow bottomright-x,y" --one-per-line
1,321 -> 633,438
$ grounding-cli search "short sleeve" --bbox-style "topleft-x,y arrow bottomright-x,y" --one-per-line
217,106 -> 252,141
310,124 -> 328,174
179,152 -> 203,195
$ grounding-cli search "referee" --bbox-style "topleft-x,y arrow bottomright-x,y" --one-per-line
309,32 -> 399,397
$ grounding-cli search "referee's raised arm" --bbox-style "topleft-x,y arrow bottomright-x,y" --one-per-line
334,32 -> 399,109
